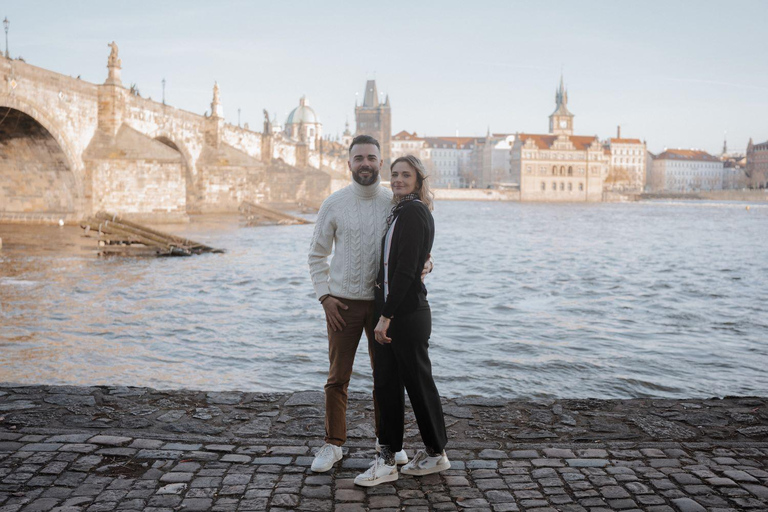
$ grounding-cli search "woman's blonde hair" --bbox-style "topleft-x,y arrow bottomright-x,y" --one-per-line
391,155 -> 434,211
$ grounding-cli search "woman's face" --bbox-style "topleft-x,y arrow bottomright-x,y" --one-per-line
390,161 -> 419,198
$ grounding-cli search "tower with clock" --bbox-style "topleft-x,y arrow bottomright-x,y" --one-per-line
549,75 -> 574,136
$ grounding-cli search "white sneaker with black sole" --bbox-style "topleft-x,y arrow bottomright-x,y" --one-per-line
375,438 -> 408,465
400,449 -> 451,476
354,455 -> 398,487
310,443 -> 343,473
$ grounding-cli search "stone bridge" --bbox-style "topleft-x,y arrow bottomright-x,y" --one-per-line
0,44 -> 343,223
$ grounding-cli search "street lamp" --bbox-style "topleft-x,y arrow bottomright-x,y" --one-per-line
162,78 -> 166,105
3,18 -> 9,59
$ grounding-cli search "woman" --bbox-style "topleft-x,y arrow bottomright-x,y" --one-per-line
354,155 -> 450,487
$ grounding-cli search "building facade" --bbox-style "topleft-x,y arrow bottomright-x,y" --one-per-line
510,77 -> 607,201
355,80 -> 391,175
604,134 -> 647,192
649,149 -> 724,192
422,137 -> 460,188
746,138 -> 768,188
391,130 -> 425,161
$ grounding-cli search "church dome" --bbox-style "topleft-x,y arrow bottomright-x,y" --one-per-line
285,96 -> 319,125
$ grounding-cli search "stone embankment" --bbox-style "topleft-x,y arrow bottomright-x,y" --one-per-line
1,385 -> 767,511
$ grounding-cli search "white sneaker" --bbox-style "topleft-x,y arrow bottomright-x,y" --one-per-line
400,449 -> 451,476
310,443 -> 343,472
354,455 -> 398,487
375,438 -> 408,465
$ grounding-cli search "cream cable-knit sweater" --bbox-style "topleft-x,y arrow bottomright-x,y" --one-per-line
308,179 -> 394,301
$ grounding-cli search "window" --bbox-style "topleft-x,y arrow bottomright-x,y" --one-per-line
560,182 -> 564,191
552,165 -> 557,175
560,166 -> 565,175
541,182 -> 546,191
568,182 -> 573,191
552,182 -> 557,190
568,166 -> 573,176
579,182 -> 584,191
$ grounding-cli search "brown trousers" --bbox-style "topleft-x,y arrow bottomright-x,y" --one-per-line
324,298 -> 380,446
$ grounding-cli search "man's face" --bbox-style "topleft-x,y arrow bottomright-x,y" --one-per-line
348,143 -> 381,186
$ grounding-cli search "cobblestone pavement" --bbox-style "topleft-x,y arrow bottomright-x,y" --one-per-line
1,385 -> 767,511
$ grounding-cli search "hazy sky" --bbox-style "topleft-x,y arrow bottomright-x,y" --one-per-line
4,1 -> 766,154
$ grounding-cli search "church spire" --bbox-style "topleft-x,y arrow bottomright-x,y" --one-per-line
556,73 -> 568,108
549,74 -> 573,135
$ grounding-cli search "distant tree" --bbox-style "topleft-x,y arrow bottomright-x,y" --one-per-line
604,166 -> 632,191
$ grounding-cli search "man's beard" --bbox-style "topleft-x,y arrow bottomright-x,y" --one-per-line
352,167 -> 379,186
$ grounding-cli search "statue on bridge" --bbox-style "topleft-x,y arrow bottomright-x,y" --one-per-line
263,109 -> 272,135
105,41 -> 122,86
107,41 -> 121,68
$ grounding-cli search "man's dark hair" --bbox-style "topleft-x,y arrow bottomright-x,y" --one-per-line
349,134 -> 380,154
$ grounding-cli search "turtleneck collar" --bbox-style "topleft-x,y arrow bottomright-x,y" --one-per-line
351,176 -> 381,198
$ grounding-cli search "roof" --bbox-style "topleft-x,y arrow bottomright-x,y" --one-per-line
518,133 -> 599,151
392,130 -> 422,141
362,80 -> 378,108
435,136 -> 477,149
609,138 -> 643,145
423,137 -> 457,148
286,96 -> 319,125
655,149 -> 720,162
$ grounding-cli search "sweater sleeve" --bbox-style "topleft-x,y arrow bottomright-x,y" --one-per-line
381,204 -> 427,318
308,199 -> 336,299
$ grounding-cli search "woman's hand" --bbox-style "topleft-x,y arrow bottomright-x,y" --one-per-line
374,316 -> 392,345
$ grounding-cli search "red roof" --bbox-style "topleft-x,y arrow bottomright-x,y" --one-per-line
392,130 -> 422,141
436,136 -> 476,145
609,138 -> 643,145
655,149 -> 719,162
518,133 -> 599,151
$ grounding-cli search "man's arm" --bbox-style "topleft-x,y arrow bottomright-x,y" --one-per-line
308,202 -> 335,299
307,200 -> 348,331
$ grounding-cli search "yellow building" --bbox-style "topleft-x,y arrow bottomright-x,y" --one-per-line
511,77 -> 606,201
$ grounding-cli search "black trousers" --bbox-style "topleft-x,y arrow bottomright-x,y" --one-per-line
374,305 -> 447,453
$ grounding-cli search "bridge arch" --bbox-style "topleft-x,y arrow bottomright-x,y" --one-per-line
0,95 -> 85,218
153,134 -> 199,213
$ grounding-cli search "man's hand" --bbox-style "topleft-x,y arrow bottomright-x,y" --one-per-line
374,316 -> 392,345
322,296 -> 349,332
420,253 -> 434,282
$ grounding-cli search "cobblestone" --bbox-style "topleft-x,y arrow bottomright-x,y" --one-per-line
0,385 -> 765,510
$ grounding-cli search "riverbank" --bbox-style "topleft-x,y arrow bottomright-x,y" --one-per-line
637,190 -> 768,202
1,385 -> 766,511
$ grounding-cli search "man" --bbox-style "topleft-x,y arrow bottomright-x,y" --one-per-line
308,135 -> 411,472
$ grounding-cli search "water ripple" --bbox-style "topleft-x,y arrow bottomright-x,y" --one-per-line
1,203 -> 767,398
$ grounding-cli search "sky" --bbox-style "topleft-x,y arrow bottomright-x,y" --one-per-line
3,0 -> 767,155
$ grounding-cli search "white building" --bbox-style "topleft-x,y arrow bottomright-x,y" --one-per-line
650,149 -> 723,192
605,136 -> 647,192
391,130 -> 425,160
486,134 -> 516,187
423,138 -> 460,188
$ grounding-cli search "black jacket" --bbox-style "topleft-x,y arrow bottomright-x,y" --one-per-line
375,200 -> 435,319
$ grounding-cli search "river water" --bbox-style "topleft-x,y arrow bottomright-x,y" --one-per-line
1,201 -> 766,399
